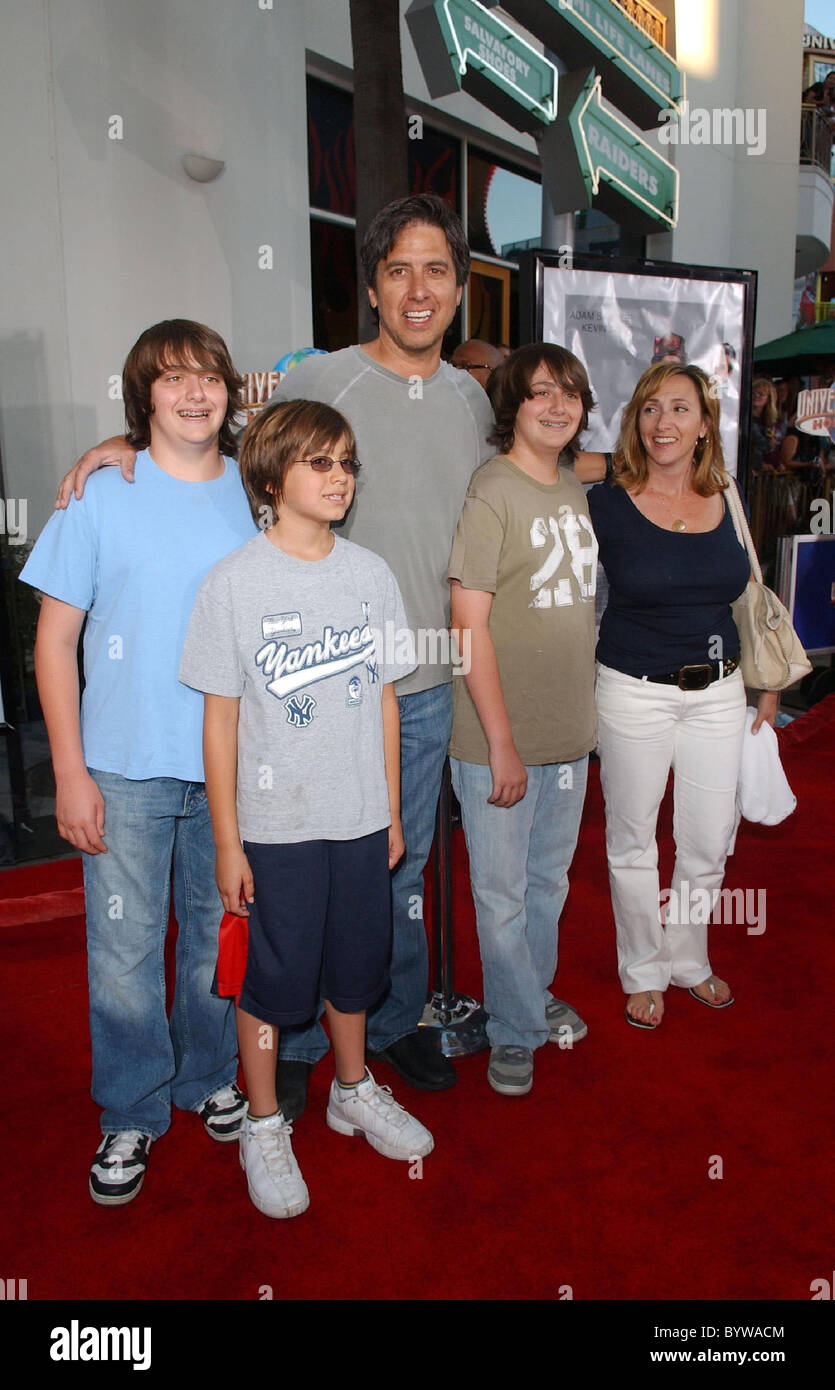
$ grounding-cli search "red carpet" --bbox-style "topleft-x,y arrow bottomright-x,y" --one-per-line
3,702 -> 834,1302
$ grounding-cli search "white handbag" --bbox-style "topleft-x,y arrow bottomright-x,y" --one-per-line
725,481 -> 812,691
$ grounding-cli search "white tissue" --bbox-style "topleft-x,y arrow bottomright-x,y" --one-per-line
736,707 -> 797,826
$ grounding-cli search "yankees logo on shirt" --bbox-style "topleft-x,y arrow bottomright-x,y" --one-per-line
284,694 -> 316,726
254,600 -> 374,725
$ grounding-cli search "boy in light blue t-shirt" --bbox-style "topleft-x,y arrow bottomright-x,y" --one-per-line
20,320 -> 257,1205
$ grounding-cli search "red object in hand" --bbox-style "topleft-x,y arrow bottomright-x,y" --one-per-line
217,911 -> 249,1000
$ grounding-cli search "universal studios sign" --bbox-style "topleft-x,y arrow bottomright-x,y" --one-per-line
796,387 -> 835,443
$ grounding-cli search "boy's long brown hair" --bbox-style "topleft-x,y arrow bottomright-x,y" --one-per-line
238,399 -> 357,525
614,363 -> 728,497
487,343 -> 595,458
123,319 -> 243,456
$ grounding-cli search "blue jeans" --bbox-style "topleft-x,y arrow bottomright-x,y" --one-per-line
451,756 -> 589,1051
280,682 -> 453,1062
83,770 -> 239,1137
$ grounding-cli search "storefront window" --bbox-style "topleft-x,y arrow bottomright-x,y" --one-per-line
408,124 -> 459,207
468,148 -> 541,259
308,77 -> 356,218
308,77 -> 461,220
310,219 -> 358,353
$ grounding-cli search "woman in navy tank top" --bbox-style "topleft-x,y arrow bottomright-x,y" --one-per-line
588,365 -> 778,1030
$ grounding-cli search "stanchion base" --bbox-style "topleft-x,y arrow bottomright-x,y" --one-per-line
419,992 -> 489,1057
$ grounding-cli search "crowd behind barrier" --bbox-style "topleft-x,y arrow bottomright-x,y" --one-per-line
746,469 -> 833,580
799,102 -> 835,172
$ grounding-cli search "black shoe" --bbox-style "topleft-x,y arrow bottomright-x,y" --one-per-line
197,1083 -> 247,1142
276,1059 -> 314,1121
367,1029 -> 456,1091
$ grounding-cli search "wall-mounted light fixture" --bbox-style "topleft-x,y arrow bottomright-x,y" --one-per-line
181,153 -> 226,183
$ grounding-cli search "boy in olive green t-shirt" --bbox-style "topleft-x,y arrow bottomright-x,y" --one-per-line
448,344 -> 598,1097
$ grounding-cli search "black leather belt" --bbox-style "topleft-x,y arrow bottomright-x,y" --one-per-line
642,658 -> 739,691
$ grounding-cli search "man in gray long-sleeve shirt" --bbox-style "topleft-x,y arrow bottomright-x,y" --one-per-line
270,196 -> 493,1103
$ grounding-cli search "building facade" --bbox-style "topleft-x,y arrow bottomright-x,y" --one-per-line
0,0 -> 817,861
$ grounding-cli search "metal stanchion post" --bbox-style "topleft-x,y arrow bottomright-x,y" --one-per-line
419,758 -> 489,1056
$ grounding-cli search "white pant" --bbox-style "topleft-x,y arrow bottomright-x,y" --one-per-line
595,663 -> 746,994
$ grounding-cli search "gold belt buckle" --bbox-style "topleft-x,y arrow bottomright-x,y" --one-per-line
678,663 -> 713,691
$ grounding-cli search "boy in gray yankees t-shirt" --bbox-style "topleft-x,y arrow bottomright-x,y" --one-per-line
180,399 -> 433,1221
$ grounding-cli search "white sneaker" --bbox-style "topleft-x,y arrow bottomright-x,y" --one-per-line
239,1112 -> 309,1219
89,1131 -> 152,1206
326,1069 -> 434,1160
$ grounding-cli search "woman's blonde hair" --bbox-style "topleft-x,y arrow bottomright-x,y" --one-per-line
614,363 -> 728,497
752,376 -> 778,429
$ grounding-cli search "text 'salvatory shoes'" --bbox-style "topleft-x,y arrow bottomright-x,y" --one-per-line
326,1069 -> 434,1159
198,1083 -> 248,1142
89,1131 -> 153,1206
239,1112 -> 309,1219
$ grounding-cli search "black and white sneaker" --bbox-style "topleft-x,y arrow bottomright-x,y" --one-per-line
197,1083 -> 247,1142
89,1131 -> 152,1206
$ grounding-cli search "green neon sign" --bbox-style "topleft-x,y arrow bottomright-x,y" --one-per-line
406,0 -> 558,131
562,0 -> 682,108
499,0 -> 685,124
568,73 -> 678,227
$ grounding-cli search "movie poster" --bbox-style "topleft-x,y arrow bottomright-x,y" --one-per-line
540,263 -> 753,475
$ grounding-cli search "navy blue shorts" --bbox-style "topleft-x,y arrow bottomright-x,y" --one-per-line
237,829 -> 392,1027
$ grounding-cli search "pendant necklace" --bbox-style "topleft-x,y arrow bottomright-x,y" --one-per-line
645,486 -> 687,531
647,449 -> 703,532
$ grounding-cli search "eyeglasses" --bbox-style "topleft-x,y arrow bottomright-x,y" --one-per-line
454,362 -> 491,373
292,456 -> 361,476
